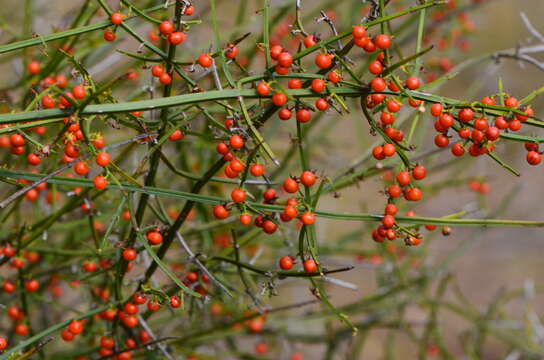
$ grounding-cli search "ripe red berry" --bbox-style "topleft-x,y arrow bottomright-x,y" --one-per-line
170,296 -> 181,308
279,107 -> 292,120
277,52 -> 293,67
93,176 -> 108,190
95,152 -> 110,167
385,203 -> 398,216
262,220 -> 278,234
311,78 -> 326,92
146,231 -> 163,245
240,213 -> 252,225
458,108 -> 474,122
412,165 -> 426,180
430,103 -> 443,117
250,163 -> 265,176
434,134 -> 449,148
396,171 -> 411,186
159,73 -> 172,85
10,133 -> 25,147
405,77 -> 421,90
279,256 -> 294,270
229,135 -> 244,149
272,92 -> 288,106
68,320 -> 83,335
283,178 -> 299,193
110,13 -> 124,25
270,45 -> 283,60
387,184 -> 402,198
169,129 -> 184,141
28,61 -> 41,74
315,53 -> 333,69
198,53 -> 213,68
103,29 -> 116,42
527,151 -> 542,165
303,259 -> 318,273
256,82 -> 270,96
184,5 -> 195,15
168,32 -> 186,45
61,329 -> 75,342
382,214 -> 395,228
301,212 -> 315,225
72,85 -> 86,100
74,161 -> 89,176
370,77 -> 386,92
296,108 -> 312,123
224,44 -> 238,59
352,25 -> 366,39
300,171 -> 316,186
288,78 -> 302,89
303,34 -> 317,48
328,71 -> 342,83
505,96 -> 518,108
25,279 -> 40,292
382,143 -> 397,158
42,95 -> 56,109
123,249 -> 137,261
231,188 -> 246,203
151,65 -> 164,77
83,262 -> 97,273
213,205 -> 229,219
374,34 -> 391,49
159,21 -> 174,35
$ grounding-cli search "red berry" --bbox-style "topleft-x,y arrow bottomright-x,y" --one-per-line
231,188 -> 246,203
396,171 -> 411,186
159,73 -> 172,85
272,92 -> 288,106
93,176 -> 108,190
103,30 -> 116,42
151,65 -> 164,77
277,52 -> 293,67
300,171 -> 316,186
198,53 -> 213,68
169,129 -> 184,141
303,35 -> 317,48
229,135 -> 244,149
279,256 -> 294,270
95,152 -> 110,167
288,78 -> 302,89
374,34 -> 391,49
404,77 -> 420,90
74,161 -> 89,176
430,103 -> 443,117
296,108 -> 312,123
28,61 -> 41,74
300,212 -> 315,225
458,108 -> 474,122
412,165 -> 426,180
315,53 -> 333,69
159,21 -> 174,35
256,82 -> 270,96
110,13 -> 124,25
146,231 -> 163,245
168,32 -> 186,45
213,205 -> 229,219
311,78 -> 326,93
283,178 -> 299,193
250,163 -> 265,176
279,107 -> 292,120
303,259 -> 318,273
123,249 -> 137,261
370,77 -> 386,92
434,134 -> 449,148
352,25 -> 366,39
72,85 -> 86,100
527,151 -> 542,165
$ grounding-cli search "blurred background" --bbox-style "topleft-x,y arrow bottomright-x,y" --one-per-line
1,0 -> 544,359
